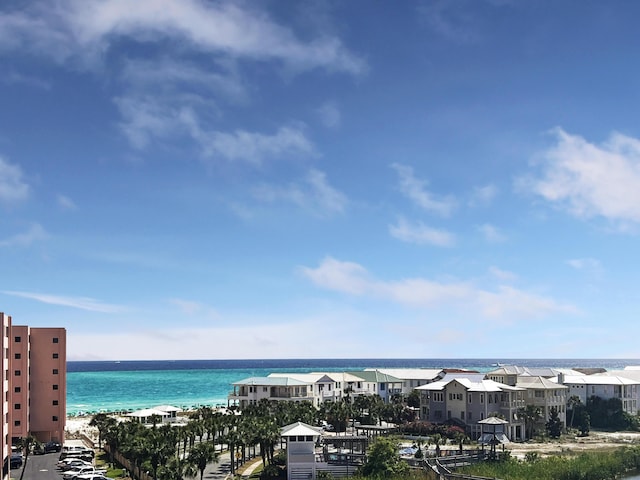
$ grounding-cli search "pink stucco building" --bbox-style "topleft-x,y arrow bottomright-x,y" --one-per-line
1,312 -> 66,480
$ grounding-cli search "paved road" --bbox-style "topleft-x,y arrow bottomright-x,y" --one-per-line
12,452 -> 62,480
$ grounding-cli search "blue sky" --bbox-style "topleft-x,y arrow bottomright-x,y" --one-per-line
1,1 -> 640,361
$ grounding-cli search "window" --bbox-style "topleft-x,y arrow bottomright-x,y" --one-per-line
14,404 -> 21,410
14,370 -> 21,377
14,387 -> 20,393
468,394 -> 472,403
53,400 -> 59,406
380,383 -> 385,391
14,353 -> 21,360
52,353 -> 59,359
14,420 -> 20,427
263,387 -> 267,392
53,384 -> 59,390
53,337 -> 59,343
14,336 -> 21,343
53,369 -> 58,375
480,394 -> 484,403
433,392 -> 444,402
52,416 -> 58,421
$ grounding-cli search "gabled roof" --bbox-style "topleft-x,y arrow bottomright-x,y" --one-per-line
516,376 -> 568,390
556,375 -> 640,386
154,405 -> 182,412
417,378 -> 523,393
269,372 -> 335,383
126,408 -> 169,418
281,422 -> 323,437
233,376 -> 308,386
363,368 -> 443,381
487,365 -> 582,378
349,370 -> 403,383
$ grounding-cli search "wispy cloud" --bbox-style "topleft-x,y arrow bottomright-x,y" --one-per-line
253,169 -> 347,215
522,128 -> 640,225
566,258 -> 602,271
317,101 -> 341,128
488,266 -> 517,282
300,256 -> 576,321
169,298 -> 220,320
0,156 -> 30,204
0,224 -> 47,247
2,290 -> 125,313
1,70 -> 51,90
478,223 -> 507,243
0,1 -> 366,74
389,217 -> 456,247
57,194 -> 77,210
391,163 -> 456,216
469,184 -> 498,206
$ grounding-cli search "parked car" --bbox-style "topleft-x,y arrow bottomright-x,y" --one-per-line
57,459 -> 93,471
73,475 -> 110,480
63,466 -> 106,480
45,441 -> 62,453
10,453 -> 23,469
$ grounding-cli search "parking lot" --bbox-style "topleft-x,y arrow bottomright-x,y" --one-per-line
11,451 -> 62,480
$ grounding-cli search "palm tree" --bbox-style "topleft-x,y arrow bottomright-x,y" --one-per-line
567,395 -> 582,429
519,405 -> 542,440
187,442 -> 218,480
89,413 -> 117,449
18,434 -> 35,480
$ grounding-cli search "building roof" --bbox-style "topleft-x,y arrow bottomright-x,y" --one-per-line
363,368 -> 443,381
487,365 -> 582,378
556,375 -> 640,386
126,408 -> 170,418
281,422 -> 323,437
516,376 -> 568,390
154,405 -> 182,412
417,378 -> 523,393
268,372 -> 335,383
349,370 -> 403,383
232,376 -> 308,386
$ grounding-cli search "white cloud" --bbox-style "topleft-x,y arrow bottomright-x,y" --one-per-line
488,266 -> 517,282
389,217 -> 456,247
469,184 -> 497,206
2,290 -> 125,313
0,0 -> 366,75
317,101 -> 341,128
391,163 -> 456,216
169,298 -> 220,320
0,224 -> 47,247
0,157 -> 29,204
478,223 -> 507,243
300,256 -> 575,321
566,258 -> 601,271
57,194 -> 77,210
524,128 -> 640,224
254,169 -> 346,215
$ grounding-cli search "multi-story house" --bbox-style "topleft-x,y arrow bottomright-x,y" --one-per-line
516,376 -> 568,434
557,374 -> 639,414
269,373 -> 343,406
416,376 -> 526,441
364,368 -> 443,395
349,370 -> 403,403
229,376 -> 315,408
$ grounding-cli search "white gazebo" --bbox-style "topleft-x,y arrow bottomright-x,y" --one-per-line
281,422 -> 323,480
126,408 -> 172,424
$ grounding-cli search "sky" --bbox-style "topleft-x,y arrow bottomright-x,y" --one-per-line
1,1 -> 640,361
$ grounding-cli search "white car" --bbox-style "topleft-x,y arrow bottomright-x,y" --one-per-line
74,475 -> 110,480
57,459 -> 93,470
63,466 -> 106,480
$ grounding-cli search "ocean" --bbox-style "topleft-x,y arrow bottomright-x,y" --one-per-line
66,358 -> 640,416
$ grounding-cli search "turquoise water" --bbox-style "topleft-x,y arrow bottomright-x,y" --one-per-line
66,358 -> 640,416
